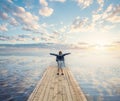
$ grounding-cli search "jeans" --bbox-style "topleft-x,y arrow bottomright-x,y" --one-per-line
57,61 -> 64,68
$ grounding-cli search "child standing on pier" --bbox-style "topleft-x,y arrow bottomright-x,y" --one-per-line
50,51 -> 70,75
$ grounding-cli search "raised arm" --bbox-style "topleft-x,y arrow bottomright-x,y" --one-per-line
50,53 -> 58,56
62,53 -> 71,56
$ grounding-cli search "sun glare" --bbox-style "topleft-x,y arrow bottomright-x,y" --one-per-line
94,41 -> 109,50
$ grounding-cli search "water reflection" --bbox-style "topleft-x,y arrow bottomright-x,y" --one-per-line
0,55 -> 52,101
68,50 -> 120,101
0,49 -> 120,101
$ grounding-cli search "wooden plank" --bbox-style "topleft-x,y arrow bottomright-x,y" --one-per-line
27,67 -> 87,101
64,69 -> 73,101
67,68 -> 87,101
53,74 -> 58,101
42,67 -> 56,101
33,67 -> 52,101
57,75 -> 62,101
37,67 -> 55,101
47,67 -> 57,101
64,68 -> 77,101
61,74 -> 68,101
28,67 -> 50,101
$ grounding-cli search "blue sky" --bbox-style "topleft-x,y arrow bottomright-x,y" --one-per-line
0,0 -> 120,48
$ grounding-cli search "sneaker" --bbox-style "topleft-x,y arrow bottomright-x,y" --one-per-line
57,73 -> 59,75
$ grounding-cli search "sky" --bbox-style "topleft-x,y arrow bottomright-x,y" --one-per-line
0,0 -> 120,49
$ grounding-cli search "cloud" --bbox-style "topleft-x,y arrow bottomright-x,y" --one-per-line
22,24 -> 40,32
18,34 -> 31,38
0,34 -> 27,42
50,0 -> 66,3
101,25 -> 115,32
37,30 -> 61,43
39,0 -> 48,6
0,34 -> 32,42
22,22 -> 50,34
13,6 -> 40,32
23,0 -> 34,9
69,7 -> 119,33
71,42 -> 90,49
0,24 -> 8,32
59,26 -> 67,33
15,37 -> 27,42
97,0 -> 104,11
106,5 -> 120,23
114,41 -> 120,45
70,16 -> 90,32
0,0 -> 40,32
70,4 -> 120,33
0,12 -> 9,20
93,4 -> 120,23
107,16 -> 120,23
41,23 -> 47,28
76,0 -> 93,8
9,17 -> 19,26
39,0 -> 54,17
7,0 -> 13,3
39,7 -> 54,16
0,35 -> 10,41
90,4 -> 120,32
32,37 -> 40,42
13,7 -> 39,25
107,41 -> 120,50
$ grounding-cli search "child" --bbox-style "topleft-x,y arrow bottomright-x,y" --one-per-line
50,51 -> 70,75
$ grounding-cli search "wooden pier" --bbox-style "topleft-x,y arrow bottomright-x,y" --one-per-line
27,67 -> 87,101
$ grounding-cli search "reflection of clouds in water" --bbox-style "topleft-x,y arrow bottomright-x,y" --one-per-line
67,50 -> 120,101
0,55 -> 52,101
0,49 -> 120,101
0,70 -> 8,75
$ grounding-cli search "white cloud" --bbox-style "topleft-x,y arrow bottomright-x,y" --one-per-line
69,4 -> 120,33
50,0 -> 66,3
106,5 -> 120,23
12,6 -> 40,31
32,37 -> 40,42
39,7 -> 54,16
76,0 -> 93,8
41,23 -> 47,28
0,35 -> 10,41
12,34 -> 32,42
23,0 -> 34,9
91,4 -> 120,32
16,7 -> 26,13
97,0 -> 104,11
102,25 -> 115,32
0,24 -> 8,32
0,34 -> 33,42
70,17 -> 90,32
7,0 -> 13,3
39,0 -> 48,6
39,0 -> 54,17
0,12 -> 9,20
16,37 -> 27,42
107,16 -> 120,23
9,17 -> 19,26
22,23 -> 40,32
94,4 -> 120,23
59,26 -> 67,33
13,7 -> 39,25
92,13 -> 102,22
0,0 -> 40,32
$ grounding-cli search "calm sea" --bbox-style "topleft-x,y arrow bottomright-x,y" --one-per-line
0,48 -> 120,101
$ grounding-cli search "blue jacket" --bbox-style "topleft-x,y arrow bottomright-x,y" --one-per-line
50,53 -> 70,61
